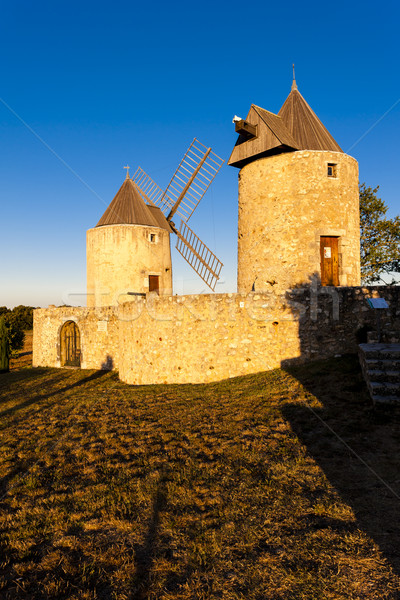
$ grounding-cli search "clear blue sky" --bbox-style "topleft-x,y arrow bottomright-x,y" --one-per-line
1,0 -> 399,308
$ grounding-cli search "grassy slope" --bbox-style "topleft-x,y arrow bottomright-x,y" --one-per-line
0,352 -> 400,599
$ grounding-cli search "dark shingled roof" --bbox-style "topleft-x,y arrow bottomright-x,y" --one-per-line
252,105 -> 299,149
278,88 -> 342,152
96,177 -> 171,230
227,105 -> 299,167
228,84 -> 342,168
147,205 -> 173,232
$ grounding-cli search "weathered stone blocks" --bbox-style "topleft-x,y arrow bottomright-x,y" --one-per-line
237,150 -> 360,293
33,287 -> 400,385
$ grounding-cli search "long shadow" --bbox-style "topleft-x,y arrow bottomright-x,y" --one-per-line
281,354 -> 400,576
130,477 -> 168,599
13,350 -> 32,358
0,370 -> 68,406
0,461 -> 30,498
0,370 -> 110,420
279,274 -> 400,574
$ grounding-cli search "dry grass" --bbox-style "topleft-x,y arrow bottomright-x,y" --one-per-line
1,345 -> 400,599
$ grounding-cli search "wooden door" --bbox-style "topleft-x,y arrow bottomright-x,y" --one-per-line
148,275 -> 160,294
60,321 -> 81,367
320,237 -> 339,286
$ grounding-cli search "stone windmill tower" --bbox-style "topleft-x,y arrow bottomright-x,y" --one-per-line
229,73 -> 361,293
87,139 -> 224,307
87,169 -> 173,307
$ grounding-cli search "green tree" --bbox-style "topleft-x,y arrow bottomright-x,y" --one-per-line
2,313 -> 24,355
11,305 -> 34,330
360,183 -> 400,284
0,317 -> 10,372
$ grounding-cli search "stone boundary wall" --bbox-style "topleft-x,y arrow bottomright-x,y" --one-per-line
33,286 -> 400,384
118,286 -> 400,384
118,293 -> 301,384
280,285 -> 400,367
33,306 -> 119,370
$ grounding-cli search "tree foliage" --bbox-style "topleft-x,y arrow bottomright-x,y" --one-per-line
360,183 -> 400,284
0,317 -> 10,372
2,313 -> 24,354
0,305 -> 34,355
11,305 -> 34,330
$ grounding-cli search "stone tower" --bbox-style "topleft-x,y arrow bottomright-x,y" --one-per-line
228,79 -> 360,293
87,172 -> 172,307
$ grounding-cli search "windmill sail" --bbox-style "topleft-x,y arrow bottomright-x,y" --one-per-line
133,138 -> 224,291
131,167 -> 173,214
163,139 -> 225,222
176,221 -> 223,291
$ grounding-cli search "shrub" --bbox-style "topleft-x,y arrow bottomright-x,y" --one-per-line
2,312 -> 24,355
0,317 -> 9,372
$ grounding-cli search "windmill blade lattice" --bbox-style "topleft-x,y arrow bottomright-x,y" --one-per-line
131,167 -> 173,214
164,139 -> 225,222
176,221 -> 223,291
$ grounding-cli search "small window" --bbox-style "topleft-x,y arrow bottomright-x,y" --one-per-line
149,233 -> 156,243
327,163 -> 337,177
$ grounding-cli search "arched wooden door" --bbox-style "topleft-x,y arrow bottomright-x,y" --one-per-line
60,321 -> 81,367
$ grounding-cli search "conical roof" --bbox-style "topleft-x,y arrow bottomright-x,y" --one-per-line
228,80 -> 343,168
96,177 -> 165,228
278,88 -> 342,152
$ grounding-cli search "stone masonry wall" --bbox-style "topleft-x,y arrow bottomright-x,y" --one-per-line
279,285 -> 400,367
237,151 -> 360,293
118,286 -> 400,385
118,293 -> 301,385
33,286 -> 400,384
33,306 -> 119,370
87,224 -> 172,307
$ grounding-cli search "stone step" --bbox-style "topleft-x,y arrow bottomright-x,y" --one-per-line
358,344 -> 400,406
367,370 -> 400,383
372,395 -> 400,406
362,350 -> 400,360
359,343 -> 400,360
369,382 -> 400,395
366,359 -> 400,370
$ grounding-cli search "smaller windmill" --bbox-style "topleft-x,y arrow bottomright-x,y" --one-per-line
132,139 -> 224,291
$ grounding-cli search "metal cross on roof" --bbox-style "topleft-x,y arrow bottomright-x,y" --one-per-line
292,63 -> 297,91
123,165 -> 130,179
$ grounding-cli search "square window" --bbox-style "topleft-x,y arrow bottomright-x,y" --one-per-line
150,233 -> 156,242
327,163 -> 337,177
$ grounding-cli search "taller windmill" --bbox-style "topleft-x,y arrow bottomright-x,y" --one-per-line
87,139 -> 224,308
229,74 -> 360,292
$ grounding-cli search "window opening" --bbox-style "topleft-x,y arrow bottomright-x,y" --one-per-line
327,163 -> 337,177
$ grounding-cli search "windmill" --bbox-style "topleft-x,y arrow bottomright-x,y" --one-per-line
132,138 -> 224,291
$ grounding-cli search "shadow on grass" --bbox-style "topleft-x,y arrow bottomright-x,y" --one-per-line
130,476 -> 169,599
281,355 -> 400,576
0,369 -> 110,420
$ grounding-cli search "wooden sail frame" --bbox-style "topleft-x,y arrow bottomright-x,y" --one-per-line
163,138 -> 225,223
131,167 -> 173,213
176,221 -> 223,291
131,138 -> 225,291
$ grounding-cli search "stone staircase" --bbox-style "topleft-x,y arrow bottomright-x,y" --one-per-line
358,344 -> 400,405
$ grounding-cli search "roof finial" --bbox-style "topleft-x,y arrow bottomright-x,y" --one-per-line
292,63 -> 298,91
123,165 -> 130,179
